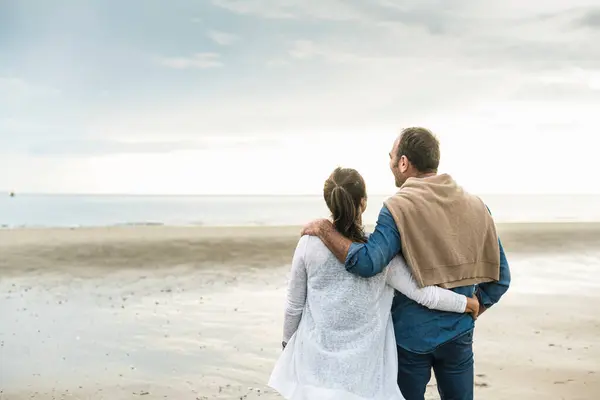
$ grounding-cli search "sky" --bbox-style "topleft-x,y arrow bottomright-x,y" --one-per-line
1,0 -> 599,195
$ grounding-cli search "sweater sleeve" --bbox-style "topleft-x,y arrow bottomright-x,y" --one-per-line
282,236 -> 309,343
345,205 -> 402,277
385,256 -> 467,313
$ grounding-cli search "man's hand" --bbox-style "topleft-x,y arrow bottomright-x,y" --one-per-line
474,288 -> 487,318
465,295 -> 480,321
301,219 -> 351,263
301,219 -> 332,237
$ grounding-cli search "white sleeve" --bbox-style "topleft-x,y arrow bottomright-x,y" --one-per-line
282,236 -> 309,343
385,256 -> 467,313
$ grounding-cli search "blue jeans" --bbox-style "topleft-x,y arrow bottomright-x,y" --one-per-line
397,330 -> 474,400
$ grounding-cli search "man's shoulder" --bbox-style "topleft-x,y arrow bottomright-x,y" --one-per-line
376,203 -> 398,226
379,203 -> 393,215
383,188 -> 425,216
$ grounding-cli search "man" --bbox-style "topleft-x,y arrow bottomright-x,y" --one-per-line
302,127 -> 511,400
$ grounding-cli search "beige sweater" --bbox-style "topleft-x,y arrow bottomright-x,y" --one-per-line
384,174 -> 500,289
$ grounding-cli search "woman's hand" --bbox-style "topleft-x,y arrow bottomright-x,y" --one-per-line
465,295 -> 480,320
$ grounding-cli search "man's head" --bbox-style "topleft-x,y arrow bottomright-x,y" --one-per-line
389,127 -> 440,187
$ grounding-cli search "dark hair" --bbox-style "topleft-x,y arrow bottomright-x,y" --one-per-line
323,167 -> 366,243
396,127 -> 440,173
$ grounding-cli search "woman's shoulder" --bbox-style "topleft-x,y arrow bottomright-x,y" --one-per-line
295,234 -> 316,254
297,234 -> 323,250
297,235 -> 339,262
297,234 -> 311,248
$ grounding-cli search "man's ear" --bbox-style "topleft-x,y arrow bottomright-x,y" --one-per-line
399,155 -> 409,173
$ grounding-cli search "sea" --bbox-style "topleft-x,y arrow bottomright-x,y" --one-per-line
1,193 -> 599,228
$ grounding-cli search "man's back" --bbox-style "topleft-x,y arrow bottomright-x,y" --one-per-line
348,204 -> 481,353
384,174 -> 500,289
377,174 -> 501,351
342,200 -> 509,400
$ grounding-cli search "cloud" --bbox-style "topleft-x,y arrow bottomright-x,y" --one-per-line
211,0 -> 600,68
207,30 -> 238,45
9,1 -> 599,142
209,0 -> 468,29
287,39 -> 408,65
265,59 -> 291,68
574,8 -> 600,29
3,0 -> 600,195
288,40 -> 319,60
28,137 -> 279,157
158,53 -> 223,69
210,0 -> 363,20
29,140 -> 196,156
0,77 -> 60,99
509,68 -> 600,102
0,77 -> 32,92
538,68 -> 600,89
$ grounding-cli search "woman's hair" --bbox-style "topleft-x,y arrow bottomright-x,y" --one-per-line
323,167 -> 367,243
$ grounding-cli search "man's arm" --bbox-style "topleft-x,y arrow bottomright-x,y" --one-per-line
476,239 -> 511,316
475,205 -> 511,316
302,205 -> 402,277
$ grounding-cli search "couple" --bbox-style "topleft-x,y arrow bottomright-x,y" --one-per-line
268,127 -> 511,400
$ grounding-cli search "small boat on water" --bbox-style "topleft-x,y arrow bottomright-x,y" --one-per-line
9,192 -> 15,197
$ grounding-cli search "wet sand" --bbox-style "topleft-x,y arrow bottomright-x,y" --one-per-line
1,225 -> 600,399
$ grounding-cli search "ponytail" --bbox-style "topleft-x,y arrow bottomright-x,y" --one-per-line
329,185 -> 366,243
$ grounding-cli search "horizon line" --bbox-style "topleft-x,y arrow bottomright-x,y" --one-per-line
2,191 -> 600,197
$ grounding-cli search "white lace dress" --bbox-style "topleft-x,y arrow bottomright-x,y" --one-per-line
268,235 -> 467,400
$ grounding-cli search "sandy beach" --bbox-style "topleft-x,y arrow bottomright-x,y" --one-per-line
1,224 -> 599,399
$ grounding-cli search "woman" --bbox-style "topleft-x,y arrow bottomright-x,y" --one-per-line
268,167 -> 479,400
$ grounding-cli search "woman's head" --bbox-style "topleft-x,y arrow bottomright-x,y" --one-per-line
323,167 -> 367,243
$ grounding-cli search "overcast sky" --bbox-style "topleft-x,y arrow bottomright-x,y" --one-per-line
1,0 -> 599,195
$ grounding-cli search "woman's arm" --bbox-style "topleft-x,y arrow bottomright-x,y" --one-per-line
385,256 -> 476,315
282,236 -> 309,345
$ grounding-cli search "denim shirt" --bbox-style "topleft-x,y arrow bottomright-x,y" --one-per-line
346,205 -> 511,354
